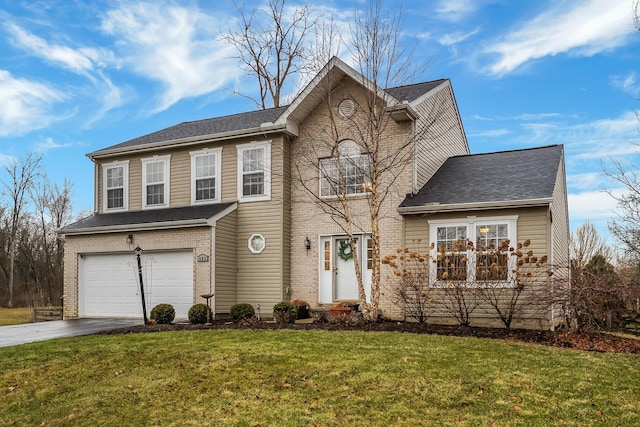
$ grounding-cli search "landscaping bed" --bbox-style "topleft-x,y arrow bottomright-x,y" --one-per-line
98,318 -> 640,354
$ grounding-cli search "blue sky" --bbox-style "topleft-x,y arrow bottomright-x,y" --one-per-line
1,0 -> 639,243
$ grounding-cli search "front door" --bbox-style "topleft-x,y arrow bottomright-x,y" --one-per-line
318,235 -> 372,304
335,238 -> 359,300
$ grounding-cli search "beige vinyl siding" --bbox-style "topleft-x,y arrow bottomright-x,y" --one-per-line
413,81 -> 469,192
281,136 -> 292,298
169,153 -> 190,206
401,207 -> 554,329
214,210 -> 237,314
550,152 -> 570,282
235,137 -> 287,312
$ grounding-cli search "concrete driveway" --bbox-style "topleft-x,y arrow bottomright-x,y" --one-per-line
0,319 -> 143,348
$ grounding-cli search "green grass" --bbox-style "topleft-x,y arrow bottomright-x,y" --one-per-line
0,307 -> 32,326
1,329 -> 638,426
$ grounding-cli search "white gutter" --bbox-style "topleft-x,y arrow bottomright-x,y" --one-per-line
397,197 -> 553,214
87,123 -> 294,160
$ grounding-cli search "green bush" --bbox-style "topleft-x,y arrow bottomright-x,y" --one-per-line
230,303 -> 255,322
273,301 -> 297,324
150,303 -> 175,324
188,303 -> 212,324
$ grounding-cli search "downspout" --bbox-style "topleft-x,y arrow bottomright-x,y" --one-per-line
210,223 -> 216,318
93,162 -> 99,213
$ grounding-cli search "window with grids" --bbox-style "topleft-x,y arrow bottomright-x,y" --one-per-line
142,156 -> 169,208
106,166 -> 124,209
429,216 -> 518,286
237,141 -> 271,201
435,226 -> 468,280
475,224 -> 510,280
320,140 -> 370,197
191,149 -> 221,204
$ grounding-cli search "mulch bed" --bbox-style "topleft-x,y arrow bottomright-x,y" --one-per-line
98,319 -> 640,354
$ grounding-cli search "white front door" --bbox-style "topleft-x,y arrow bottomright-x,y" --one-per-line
335,238 -> 359,300
318,235 -> 372,304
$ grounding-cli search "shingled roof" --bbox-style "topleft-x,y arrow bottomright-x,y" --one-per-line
90,107 -> 288,156
89,78 -> 446,157
400,145 -> 563,211
60,203 -> 236,234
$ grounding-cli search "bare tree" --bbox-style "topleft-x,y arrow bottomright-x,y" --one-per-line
570,221 -> 612,272
291,0 -> 434,322
2,154 -> 42,307
223,0 -> 316,109
31,178 -> 74,305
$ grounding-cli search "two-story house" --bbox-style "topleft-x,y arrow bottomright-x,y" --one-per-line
59,57 -> 569,329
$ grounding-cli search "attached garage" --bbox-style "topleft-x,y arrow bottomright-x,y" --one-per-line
78,251 -> 194,319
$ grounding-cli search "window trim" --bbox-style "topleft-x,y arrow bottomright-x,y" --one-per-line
141,155 -> 171,209
102,160 -> 129,212
236,141 -> 271,202
428,215 -> 518,287
190,147 -> 222,205
319,140 -> 371,198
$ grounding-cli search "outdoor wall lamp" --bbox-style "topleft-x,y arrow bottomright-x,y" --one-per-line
126,234 -> 133,244
305,236 -> 311,251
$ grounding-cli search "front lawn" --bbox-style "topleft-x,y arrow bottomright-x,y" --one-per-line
0,307 -> 32,326
1,329 -> 638,426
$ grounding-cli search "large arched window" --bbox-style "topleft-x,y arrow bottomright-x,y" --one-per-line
319,140 -> 371,197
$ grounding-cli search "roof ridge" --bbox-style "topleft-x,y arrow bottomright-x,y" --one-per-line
177,104 -> 290,127
385,79 -> 448,91
448,144 -> 561,160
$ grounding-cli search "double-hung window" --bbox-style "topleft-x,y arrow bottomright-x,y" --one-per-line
102,161 -> 129,212
429,216 -> 518,286
190,148 -> 222,204
320,140 -> 371,197
237,141 -> 271,202
141,155 -> 170,208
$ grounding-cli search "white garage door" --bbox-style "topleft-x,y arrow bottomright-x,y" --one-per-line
79,251 -> 194,319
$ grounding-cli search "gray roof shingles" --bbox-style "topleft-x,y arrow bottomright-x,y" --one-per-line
92,106 -> 288,154
92,80 -> 445,155
61,203 -> 235,232
401,145 -> 563,208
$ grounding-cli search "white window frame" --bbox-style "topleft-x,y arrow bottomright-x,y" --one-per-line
248,233 -> 266,254
236,141 -> 271,202
190,148 -> 222,205
319,140 -> 371,198
102,160 -> 129,212
428,215 -> 518,287
141,155 -> 171,209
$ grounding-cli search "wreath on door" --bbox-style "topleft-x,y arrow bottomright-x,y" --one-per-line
338,240 -> 354,261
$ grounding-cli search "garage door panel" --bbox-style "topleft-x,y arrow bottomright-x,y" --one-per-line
80,251 -> 194,319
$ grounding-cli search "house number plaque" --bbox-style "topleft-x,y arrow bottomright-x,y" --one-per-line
197,254 -> 209,262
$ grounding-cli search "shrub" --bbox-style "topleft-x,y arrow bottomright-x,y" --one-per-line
230,303 -> 255,322
273,301 -> 297,324
150,303 -> 175,324
291,298 -> 310,319
188,303 -> 212,324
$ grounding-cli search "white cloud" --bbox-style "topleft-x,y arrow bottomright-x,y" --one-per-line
34,137 -> 72,152
5,22 -> 114,75
438,29 -> 479,46
435,0 -> 481,23
101,1 -> 238,113
611,72 -> 640,98
0,70 -> 65,136
483,0 -> 634,75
